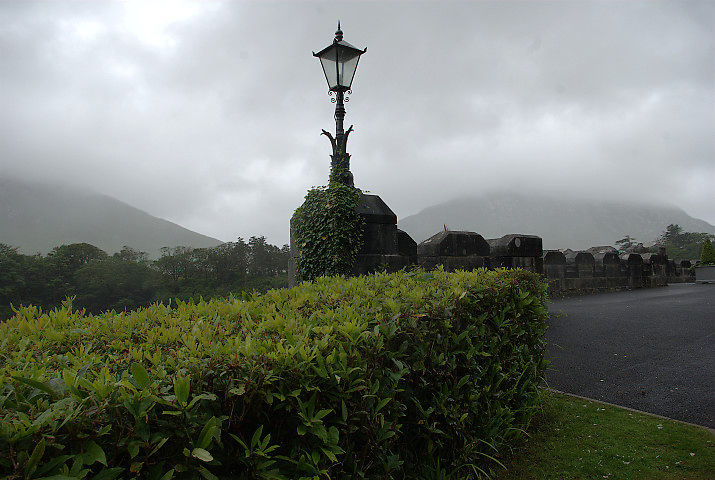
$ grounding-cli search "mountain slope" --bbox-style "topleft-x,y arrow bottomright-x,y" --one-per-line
398,192 -> 715,250
0,177 -> 223,258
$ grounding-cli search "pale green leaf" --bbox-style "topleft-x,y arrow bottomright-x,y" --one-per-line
191,448 -> 213,462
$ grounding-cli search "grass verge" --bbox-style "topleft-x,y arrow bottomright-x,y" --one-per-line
494,391 -> 714,480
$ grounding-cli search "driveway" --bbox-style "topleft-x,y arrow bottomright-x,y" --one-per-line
546,283 -> 714,428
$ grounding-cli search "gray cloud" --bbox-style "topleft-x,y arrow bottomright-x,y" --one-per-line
1,1 -> 713,245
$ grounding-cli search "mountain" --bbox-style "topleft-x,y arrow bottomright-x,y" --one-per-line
0,177 -> 223,258
397,192 -> 715,250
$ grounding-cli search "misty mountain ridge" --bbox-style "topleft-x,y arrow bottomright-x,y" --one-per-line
0,177 -> 222,258
398,192 -> 715,251
4,177 -> 713,257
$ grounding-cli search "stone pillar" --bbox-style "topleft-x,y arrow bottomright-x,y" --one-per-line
543,250 -> 566,295
575,252 -> 595,278
417,231 -> 490,271
543,251 -> 566,279
289,192 -> 415,285
643,253 -> 668,277
487,234 -> 543,274
353,193 -> 416,275
621,253 -> 643,288
598,251 -> 621,278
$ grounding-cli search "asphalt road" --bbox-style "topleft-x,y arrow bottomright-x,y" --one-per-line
546,283 -> 714,428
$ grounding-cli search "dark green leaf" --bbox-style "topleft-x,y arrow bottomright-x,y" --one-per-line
13,376 -> 55,397
25,437 -> 46,478
196,417 -> 217,450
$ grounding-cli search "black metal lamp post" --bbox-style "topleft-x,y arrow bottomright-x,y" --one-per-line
313,23 -> 366,186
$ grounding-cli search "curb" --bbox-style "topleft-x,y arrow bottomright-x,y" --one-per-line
547,388 -> 715,435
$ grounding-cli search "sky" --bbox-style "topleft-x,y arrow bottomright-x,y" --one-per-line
1,1 -> 713,246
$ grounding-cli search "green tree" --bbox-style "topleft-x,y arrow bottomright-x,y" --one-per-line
44,243 -> 109,306
1,238 -> 290,319
248,236 -> 286,278
114,246 -> 149,265
154,246 -> 195,297
209,240 -> 249,287
0,244 -> 26,319
46,243 -> 109,271
74,257 -> 159,313
701,239 -> 715,265
659,224 -> 715,260
662,224 -> 683,243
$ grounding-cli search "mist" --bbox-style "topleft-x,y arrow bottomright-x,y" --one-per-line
1,1 -> 713,245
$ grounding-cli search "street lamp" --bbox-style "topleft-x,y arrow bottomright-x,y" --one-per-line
313,22 -> 366,186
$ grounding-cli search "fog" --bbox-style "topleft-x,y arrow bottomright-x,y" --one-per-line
1,1 -> 713,245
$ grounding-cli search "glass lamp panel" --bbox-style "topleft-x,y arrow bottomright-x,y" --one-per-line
319,55 -> 338,90
338,54 -> 360,88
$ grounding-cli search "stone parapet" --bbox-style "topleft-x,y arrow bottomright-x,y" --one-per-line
289,191 -> 686,292
353,254 -> 415,276
417,255 -> 489,272
418,231 -> 490,257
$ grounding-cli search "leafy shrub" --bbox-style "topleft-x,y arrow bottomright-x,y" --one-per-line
0,268 -> 547,479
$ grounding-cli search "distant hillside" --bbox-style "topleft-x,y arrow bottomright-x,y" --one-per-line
398,192 -> 715,250
0,177 -> 223,258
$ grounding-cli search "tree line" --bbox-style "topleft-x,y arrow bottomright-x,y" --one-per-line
658,224 -> 715,261
0,237 -> 289,321
615,224 -> 714,261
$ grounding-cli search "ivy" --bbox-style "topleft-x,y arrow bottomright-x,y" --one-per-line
293,164 -> 365,282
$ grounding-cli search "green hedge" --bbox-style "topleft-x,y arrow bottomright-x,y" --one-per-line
0,268 -> 547,479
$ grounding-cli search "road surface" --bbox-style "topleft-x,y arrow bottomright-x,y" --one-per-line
546,283 -> 714,427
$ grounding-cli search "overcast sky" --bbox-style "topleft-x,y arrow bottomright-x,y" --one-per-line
1,1 -> 713,246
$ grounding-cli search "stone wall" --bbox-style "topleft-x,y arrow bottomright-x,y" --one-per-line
543,250 -> 671,296
289,192 -> 694,291
409,231 -> 692,296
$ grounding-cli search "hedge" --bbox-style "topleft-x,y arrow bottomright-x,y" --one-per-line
0,268 -> 548,479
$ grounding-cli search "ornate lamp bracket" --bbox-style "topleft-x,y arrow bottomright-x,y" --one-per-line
321,129 -> 336,154
321,124 -> 353,156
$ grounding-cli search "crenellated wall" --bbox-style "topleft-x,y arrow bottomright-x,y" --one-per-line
407,230 -> 691,295
289,194 -> 694,290
542,249 -> 677,296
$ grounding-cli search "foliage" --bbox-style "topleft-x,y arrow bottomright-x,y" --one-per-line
700,239 -> 715,265
0,268 -> 547,479
0,245 -> 27,321
43,243 -> 110,306
292,168 -> 364,282
73,257 -> 160,313
659,224 -> 715,261
0,237 -> 290,320
495,391 -> 715,480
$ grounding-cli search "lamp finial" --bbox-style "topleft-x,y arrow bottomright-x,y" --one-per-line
334,21 -> 343,42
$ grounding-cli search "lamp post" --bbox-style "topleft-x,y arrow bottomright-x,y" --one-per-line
313,22 -> 366,187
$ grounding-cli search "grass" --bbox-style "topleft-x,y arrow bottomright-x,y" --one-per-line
494,391 -> 714,480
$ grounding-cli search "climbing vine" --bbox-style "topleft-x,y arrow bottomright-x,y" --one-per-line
293,165 -> 364,282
